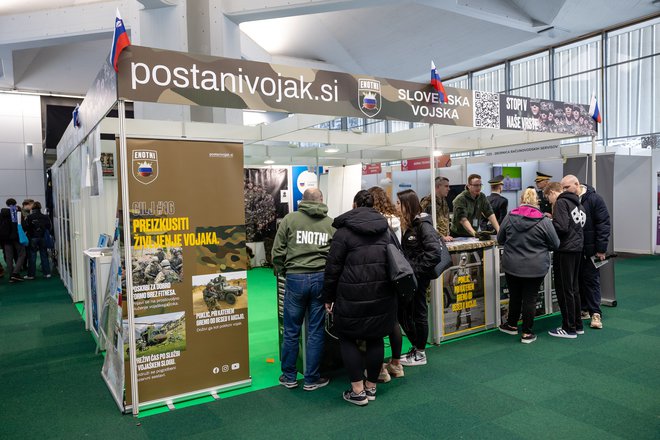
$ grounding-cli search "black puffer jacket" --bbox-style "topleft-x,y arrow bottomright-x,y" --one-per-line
26,209 -> 52,239
323,207 -> 396,340
552,192 -> 585,253
580,185 -> 611,256
0,208 -> 18,245
401,213 -> 443,280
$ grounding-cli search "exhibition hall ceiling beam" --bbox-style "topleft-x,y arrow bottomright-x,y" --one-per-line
414,0 -> 566,32
254,114 -> 337,144
223,0 -> 399,24
0,0 -> 129,45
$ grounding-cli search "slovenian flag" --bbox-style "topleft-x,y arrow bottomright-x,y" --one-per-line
109,9 -> 130,72
589,93 -> 602,123
431,61 -> 448,104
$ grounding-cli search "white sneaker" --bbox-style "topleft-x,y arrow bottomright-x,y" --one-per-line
590,313 -> 603,329
580,311 -> 591,320
385,362 -> 405,378
399,348 -> 427,366
376,364 -> 391,383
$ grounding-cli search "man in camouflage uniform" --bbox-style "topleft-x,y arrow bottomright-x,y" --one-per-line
450,174 -> 499,238
170,249 -> 183,275
420,176 -> 452,241
132,260 -> 147,286
155,248 -> 166,262
144,256 -> 161,284
154,259 -> 180,284
203,275 -> 225,310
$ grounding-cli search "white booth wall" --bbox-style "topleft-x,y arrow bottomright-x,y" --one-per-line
654,150 -> 660,254
0,93 -> 46,203
613,155 -> 653,254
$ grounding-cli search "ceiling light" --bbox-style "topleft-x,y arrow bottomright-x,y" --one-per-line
264,158 -> 275,164
324,147 -> 339,153
432,150 -> 443,157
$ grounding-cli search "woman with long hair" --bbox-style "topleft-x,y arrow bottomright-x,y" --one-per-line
396,189 -> 442,366
368,186 -> 404,382
324,190 -> 397,405
497,188 -> 559,343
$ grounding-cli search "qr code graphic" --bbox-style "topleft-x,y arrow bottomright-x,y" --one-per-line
473,91 -> 500,129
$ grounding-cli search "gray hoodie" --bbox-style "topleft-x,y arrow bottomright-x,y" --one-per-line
497,205 -> 560,278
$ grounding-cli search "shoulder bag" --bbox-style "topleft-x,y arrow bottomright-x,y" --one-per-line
386,228 -> 418,303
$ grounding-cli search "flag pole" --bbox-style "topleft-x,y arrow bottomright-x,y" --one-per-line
430,124 -> 437,231
591,135 -> 597,190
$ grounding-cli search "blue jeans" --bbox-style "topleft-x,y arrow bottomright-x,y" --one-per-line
281,272 -> 325,385
28,237 -> 50,277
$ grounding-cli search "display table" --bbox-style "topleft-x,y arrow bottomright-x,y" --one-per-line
428,238 -> 498,343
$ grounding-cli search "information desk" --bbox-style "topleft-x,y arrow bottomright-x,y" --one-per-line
428,239 -> 498,343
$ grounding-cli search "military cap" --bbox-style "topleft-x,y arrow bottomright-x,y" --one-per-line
534,171 -> 552,182
488,175 -> 504,185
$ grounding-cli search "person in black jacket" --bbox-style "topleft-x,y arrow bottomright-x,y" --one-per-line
323,190 -> 396,406
545,180 -> 586,339
0,198 -> 26,283
576,180 -> 611,329
497,188 -> 559,343
396,189 -> 443,366
25,201 -> 52,279
481,175 -> 508,231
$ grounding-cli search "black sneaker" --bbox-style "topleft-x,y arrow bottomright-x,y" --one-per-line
303,377 -> 329,391
498,323 -> 518,335
343,389 -> 368,406
521,333 -> 537,344
278,374 -> 298,389
548,327 -> 577,339
10,275 -> 24,282
364,385 -> 376,401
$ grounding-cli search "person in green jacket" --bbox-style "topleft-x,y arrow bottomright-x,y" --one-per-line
450,174 -> 500,238
271,188 -> 335,392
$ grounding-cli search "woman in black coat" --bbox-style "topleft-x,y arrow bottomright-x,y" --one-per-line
396,189 -> 443,367
323,190 -> 396,406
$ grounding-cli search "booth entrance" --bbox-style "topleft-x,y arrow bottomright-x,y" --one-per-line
51,44 -> 603,416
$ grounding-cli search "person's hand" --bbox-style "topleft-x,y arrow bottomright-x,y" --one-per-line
325,303 -> 334,314
544,212 -> 552,218
443,235 -> 453,242
596,252 -> 606,261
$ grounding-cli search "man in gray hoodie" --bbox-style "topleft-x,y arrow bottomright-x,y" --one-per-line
272,188 -> 335,391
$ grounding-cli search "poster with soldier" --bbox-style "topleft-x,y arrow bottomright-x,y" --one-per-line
440,250 -> 486,338
123,138 -> 249,407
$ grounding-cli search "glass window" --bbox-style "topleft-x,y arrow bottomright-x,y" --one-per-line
389,120 -> 411,133
555,36 -> 601,78
554,70 -> 601,105
365,119 -> 386,133
606,56 -> 659,139
511,51 -> 549,89
445,75 -> 469,90
510,83 -> 550,100
473,65 -> 505,93
607,17 -> 660,65
347,117 -> 364,130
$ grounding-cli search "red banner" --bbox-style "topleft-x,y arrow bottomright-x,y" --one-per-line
401,155 -> 451,171
362,163 -> 382,175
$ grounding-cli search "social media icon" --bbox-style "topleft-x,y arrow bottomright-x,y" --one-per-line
231,363 -> 240,370
222,365 -> 229,373
212,367 -> 220,374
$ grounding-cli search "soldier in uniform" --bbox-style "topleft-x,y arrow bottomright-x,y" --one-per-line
144,256 -> 161,284
170,248 -> 183,275
450,174 -> 500,238
132,260 -> 147,286
154,259 -> 181,284
535,172 -> 553,216
480,175 -> 508,231
155,248 -> 166,262
420,176 -> 453,241
203,278 -> 221,310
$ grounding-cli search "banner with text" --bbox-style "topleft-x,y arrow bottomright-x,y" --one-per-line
124,138 -> 249,406
440,249 -> 486,338
401,155 -> 452,171
117,46 -> 595,136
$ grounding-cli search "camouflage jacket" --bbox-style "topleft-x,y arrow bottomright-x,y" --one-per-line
420,194 -> 450,237
155,268 -> 180,284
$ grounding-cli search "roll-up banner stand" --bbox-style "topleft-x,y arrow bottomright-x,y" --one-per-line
117,135 -> 250,414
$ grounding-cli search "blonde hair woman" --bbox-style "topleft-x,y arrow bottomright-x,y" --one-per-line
520,188 -> 539,207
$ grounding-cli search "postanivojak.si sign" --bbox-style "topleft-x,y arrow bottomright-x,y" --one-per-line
117,45 -> 596,136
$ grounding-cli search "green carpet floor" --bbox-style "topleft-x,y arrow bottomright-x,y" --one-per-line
1,258 -> 659,439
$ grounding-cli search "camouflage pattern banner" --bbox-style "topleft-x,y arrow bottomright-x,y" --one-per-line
123,138 -> 249,406
117,46 -> 595,135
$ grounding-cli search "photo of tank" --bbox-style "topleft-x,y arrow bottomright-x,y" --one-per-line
131,247 -> 183,286
192,271 -> 248,314
122,311 -> 186,360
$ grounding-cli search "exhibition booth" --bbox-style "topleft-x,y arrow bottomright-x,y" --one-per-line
51,44 -> 612,416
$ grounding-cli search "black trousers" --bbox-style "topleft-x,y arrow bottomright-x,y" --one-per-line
579,254 -> 602,315
399,278 -> 431,350
339,337 -> 384,383
553,252 -> 583,333
505,274 -> 544,335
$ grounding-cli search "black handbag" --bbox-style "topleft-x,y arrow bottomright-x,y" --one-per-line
386,229 -> 418,303
428,237 -> 452,279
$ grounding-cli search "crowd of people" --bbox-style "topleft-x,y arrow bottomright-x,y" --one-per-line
272,168 -> 611,406
0,198 -> 53,282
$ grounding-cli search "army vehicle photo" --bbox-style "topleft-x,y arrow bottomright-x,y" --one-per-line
123,312 -> 186,359
203,275 -> 243,309
191,272 -> 248,314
